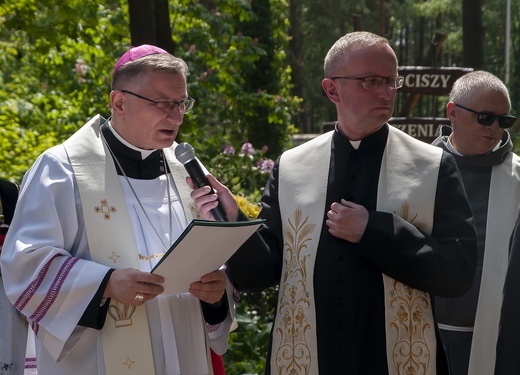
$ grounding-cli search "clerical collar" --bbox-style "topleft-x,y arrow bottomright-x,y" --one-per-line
349,140 -> 361,150
333,122 -> 388,152
333,122 -> 360,149
101,123 -> 166,179
107,121 -> 157,159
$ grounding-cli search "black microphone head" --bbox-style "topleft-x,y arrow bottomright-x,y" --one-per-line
175,142 -> 196,165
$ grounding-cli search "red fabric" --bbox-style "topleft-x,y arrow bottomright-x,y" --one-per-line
210,348 -> 226,375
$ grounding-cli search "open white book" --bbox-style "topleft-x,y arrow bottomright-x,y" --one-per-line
151,219 -> 264,295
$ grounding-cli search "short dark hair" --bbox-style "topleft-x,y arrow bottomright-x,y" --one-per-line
111,54 -> 189,90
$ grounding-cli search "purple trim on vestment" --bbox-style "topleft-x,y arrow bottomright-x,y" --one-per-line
29,256 -> 80,324
31,320 -> 39,336
207,323 -> 222,333
24,357 -> 37,369
13,253 -> 80,334
14,254 -> 61,311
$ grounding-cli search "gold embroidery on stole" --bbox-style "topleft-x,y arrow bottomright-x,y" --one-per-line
384,201 -> 434,375
274,207 -> 315,375
108,301 -> 137,328
94,199 -> 117,220
272,131 -> 332,374
379,126 -> 440,375
386,277 -> 433,374
385,201 -> 435,375
398,201 -> 422,229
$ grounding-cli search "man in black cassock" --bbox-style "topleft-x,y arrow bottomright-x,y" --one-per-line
191,31 -> 478,374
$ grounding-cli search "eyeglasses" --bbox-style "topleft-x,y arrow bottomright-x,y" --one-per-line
330,75 -> 404,90
455,103 -> 516,129
121,90 -> 195,114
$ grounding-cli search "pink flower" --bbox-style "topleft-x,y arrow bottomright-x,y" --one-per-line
240,142 -> 254,156
75,59 -> 86,76
223,145 -> 235,155
258,158 -> 275,173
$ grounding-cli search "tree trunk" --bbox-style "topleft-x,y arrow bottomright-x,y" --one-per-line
288,0 -> 309,132
462,0 -> 484,68
127,0 -> 176,53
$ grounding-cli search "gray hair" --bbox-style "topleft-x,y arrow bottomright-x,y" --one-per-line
324,31 -> 390,78
449,70 -> 511,110
112,54 -> 189,90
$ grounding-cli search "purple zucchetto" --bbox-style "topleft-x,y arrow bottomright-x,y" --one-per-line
112,44 -> 169,78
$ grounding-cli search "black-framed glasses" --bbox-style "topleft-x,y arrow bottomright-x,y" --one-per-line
455,103 -> 516,129
121,90 -> 195,114
330,75 -> 404,90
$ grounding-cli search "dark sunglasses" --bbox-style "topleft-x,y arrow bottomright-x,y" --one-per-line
455,103 -> 517,129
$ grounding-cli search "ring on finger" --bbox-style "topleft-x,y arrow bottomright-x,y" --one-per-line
134,293 -> 144,302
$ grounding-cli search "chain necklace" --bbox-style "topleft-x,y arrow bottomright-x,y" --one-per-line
102,133 -> 173,253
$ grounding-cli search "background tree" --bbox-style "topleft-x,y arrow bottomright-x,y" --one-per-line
287,0 -> 519,132
0,0 -> 300,183
462,0 -> 484,69
0,1 -> 129,180
127,0 -> 176,52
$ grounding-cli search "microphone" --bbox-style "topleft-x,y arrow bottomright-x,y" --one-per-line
175,142 -> 228,222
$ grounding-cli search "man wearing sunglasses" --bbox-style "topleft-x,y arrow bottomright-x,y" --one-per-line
432,70 -> 520,375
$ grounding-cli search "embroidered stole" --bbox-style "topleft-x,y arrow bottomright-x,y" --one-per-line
377,127 -> 440,375
468,152 -> 520,374
272,126 -> 441,374
63,115 -> 195,374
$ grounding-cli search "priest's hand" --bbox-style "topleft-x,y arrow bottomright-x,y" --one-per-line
326,199 -> 369,243
189,269 -> 226,304
104,268 -> 165,306
188,174 -> 239,221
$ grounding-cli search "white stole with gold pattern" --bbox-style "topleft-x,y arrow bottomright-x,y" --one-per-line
272,126 -> 441,374
468,152 -> 520,375
63,115 -> 195,374
378,126 -> 441,375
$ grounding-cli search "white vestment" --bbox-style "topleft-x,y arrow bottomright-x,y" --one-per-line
0,276 -> 28,375
0,117 -> 235,375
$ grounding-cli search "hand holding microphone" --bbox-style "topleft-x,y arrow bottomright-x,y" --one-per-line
175,142 -> 228,222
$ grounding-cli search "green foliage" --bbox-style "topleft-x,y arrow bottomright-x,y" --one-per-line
224,300 -> 273,375
170,0 -> 300,160
211,141 -> 274,203
0,1 -> 129,182
0,0 -> 300,184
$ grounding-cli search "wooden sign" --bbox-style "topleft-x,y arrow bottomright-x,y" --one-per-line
398,66 -> 474,96
389,117 -> 451,143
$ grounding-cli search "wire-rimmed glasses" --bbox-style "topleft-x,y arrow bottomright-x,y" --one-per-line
330,75 -> 404,90
121,90 -> 195,114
